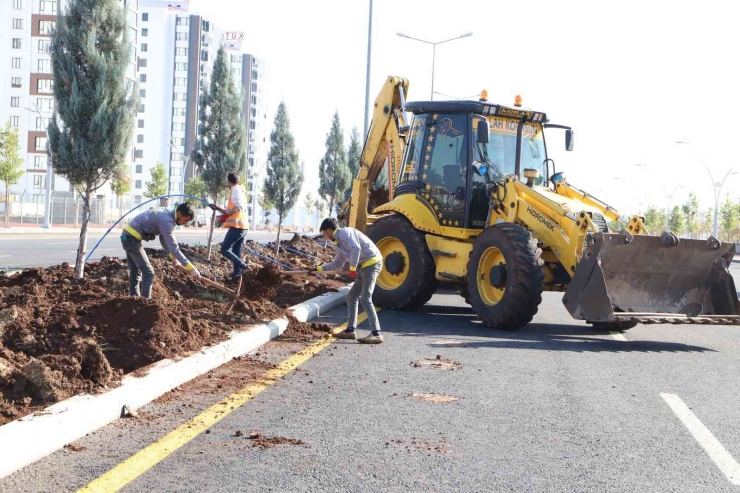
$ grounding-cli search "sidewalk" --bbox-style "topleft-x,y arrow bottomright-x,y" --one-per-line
0,223 -> 116,234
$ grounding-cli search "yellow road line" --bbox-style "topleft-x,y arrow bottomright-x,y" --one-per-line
79,310 -> 379,493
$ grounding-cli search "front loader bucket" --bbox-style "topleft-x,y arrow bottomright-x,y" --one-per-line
563,233 -> 740,325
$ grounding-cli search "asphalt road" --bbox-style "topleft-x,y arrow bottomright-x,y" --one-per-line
4,288 -> 740,492
0,230 -> 288,270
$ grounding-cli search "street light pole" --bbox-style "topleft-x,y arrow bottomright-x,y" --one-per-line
676,138 -> 736,238
397,32 -> 473,101
664,185 -> 684,232
363,0 -> 373,139
27,103 -> 53,228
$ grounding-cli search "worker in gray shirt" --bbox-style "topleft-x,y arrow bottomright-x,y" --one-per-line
311,218 -> 384,344
121,203 -> 202,298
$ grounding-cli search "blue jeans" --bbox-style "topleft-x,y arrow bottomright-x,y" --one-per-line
221,227 -> 248,278
121,237 -> 155,298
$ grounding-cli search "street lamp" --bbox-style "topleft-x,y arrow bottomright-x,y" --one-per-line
676,138 -> 736,238
26,102 -> 53,228
397,32 -> 473,100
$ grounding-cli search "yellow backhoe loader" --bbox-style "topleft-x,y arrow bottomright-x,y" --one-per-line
341,76 -> 739,330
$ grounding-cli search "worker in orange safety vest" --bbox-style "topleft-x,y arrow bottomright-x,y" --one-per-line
209,172 -> 250,279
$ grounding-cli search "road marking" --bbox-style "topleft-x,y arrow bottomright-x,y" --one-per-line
609,331 -> 628,341
78,309 -> 380,493
660,393 -> 740,485
0,255 -> 11,258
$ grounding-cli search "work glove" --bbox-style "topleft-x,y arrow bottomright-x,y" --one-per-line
190,268 -> 202,281
349,270 -> 357,280
207,203 -> 218,211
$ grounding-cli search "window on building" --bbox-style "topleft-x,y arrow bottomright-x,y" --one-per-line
34,155 -> 47,169
13,0 -> 22,9
33,175 -> 46,189
173,108 -> 186,116
134,195 -> 141,205
142,13 -> 148,21
138,58 -> 147,68
231,55 -> 241,63
135,150 -> 143,159
135,180 -> 142,189
135,164 -> 143,173
175,47 -> 189,56
139,89 -> 145,98
253,70 -> 259,80
176,17 -> 189,26
35,117 -> 44,130
175,62 -> 187,71
36,79 -> 53,93
10,116 -> 20,128
141,28 -> 148,37
172,123 -> 185,131
39,1 -> 57,14
36,97 -> 53,112
137,135 -> 144,144
139,104 -> 145,113
35,136 -> 47,150
12,39 -> 22,49
232,68 -> 241,78
141,43 -> 147,53
174,93 -> 187,101
37,59 -> 51,73
176,32 -> 188,41
252,82 -> 257,92
170,167 -> 181,176
11,58 -> 22,69
38,39 -> 51,54
138,119 -> 144,128
10,97 -> 20,108
170,183 -> 181,191
38,20 -> 55,35
249,120 -> 256,130
13,19 -> 23,29
139,74 -> 146,84
174,78 -> 187,86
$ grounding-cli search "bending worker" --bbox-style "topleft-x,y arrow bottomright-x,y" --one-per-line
209,172 -> 249,280
121,203 -> 202,299
311,218 -> 384,344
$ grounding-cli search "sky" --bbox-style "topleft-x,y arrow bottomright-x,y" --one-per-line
190,0 -> 740,216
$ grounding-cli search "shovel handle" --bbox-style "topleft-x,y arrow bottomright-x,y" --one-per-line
279,270 -> 352,277
176,265 -> 235,296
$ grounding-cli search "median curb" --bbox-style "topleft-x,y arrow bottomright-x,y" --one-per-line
0,286 -> 350,480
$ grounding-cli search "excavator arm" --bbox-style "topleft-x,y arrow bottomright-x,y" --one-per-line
345,76 -> 410,233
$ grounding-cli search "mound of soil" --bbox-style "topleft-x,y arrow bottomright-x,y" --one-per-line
0,236 -> 345,425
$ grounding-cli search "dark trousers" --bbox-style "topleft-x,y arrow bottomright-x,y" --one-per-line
122,237 -> 155,298
221,227 -> 248,278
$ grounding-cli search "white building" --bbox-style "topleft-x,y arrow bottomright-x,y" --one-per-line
0,0 -> 140,224
138,1 -> 269,228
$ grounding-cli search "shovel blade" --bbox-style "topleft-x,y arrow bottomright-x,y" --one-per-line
563,233 -> 739,322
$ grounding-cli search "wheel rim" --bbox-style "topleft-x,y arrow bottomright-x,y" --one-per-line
477,246 -> 506,306
376,237 -> 410,290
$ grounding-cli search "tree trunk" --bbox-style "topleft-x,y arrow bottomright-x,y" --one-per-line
206,208 -> 216,260
329,198 -> 335,218
275,212 -> 283,255
74,189 -> 92,279
118,196 -> 123,227
4,187 -> 9,228
73,191 -> 79,229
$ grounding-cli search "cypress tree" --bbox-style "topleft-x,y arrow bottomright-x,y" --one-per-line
196,46 -> 247,258
264,102 -> 303,254
344,127 -> 362,201
48,0 -> 138,278
318,111 -> 350,214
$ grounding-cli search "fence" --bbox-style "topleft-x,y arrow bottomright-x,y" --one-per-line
0,192 -> 144,227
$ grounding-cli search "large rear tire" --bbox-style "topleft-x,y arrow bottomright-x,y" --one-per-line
368,214 -> 439,309
467,223 -> 544,329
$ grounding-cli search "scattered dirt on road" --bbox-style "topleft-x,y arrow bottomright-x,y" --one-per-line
410,393 -> 459,403
411,355 -> 463,370
248,433 -> 307,449
0,234 -> 343,425
412,438 -> 450,453
63,443 -> 88,452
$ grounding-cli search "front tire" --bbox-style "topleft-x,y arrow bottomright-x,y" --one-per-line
467,223 -> 544,329
368,214 -> 438,309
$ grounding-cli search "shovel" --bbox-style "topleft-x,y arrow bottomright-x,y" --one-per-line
279,270 -> 353,277
176,265 -> 238,300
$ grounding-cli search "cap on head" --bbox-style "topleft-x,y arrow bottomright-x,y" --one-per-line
227,172 -> 239,185
319,217 -> 337,232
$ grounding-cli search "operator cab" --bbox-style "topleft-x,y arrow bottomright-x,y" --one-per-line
396,100 -> 573,230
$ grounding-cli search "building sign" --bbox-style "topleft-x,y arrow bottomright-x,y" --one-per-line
223,32 -> 245,41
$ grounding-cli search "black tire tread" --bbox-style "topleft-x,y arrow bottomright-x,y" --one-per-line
368,214 -> 439,310
466,223 -> 544,330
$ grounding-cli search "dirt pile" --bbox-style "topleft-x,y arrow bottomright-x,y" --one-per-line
0,235 -> 344,425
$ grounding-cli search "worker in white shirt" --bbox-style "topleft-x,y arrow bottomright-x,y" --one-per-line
209,172 -> 250,279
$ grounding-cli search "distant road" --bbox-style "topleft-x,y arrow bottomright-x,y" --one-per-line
0,229 -> 296,270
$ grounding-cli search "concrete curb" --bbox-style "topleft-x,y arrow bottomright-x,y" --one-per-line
0,287 -> 350,480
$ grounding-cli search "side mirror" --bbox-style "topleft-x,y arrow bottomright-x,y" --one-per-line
472,160 -> 488,176
565,129 -> 574,151
477,119 -> 490,144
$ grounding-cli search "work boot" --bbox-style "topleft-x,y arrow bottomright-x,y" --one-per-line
358,333 -> 384,344
334,329 -> 357,340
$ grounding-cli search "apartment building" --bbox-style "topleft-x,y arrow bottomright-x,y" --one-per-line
0,0 -> 140,202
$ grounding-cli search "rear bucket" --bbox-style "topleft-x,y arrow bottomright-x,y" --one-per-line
563,232 -> 740,323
